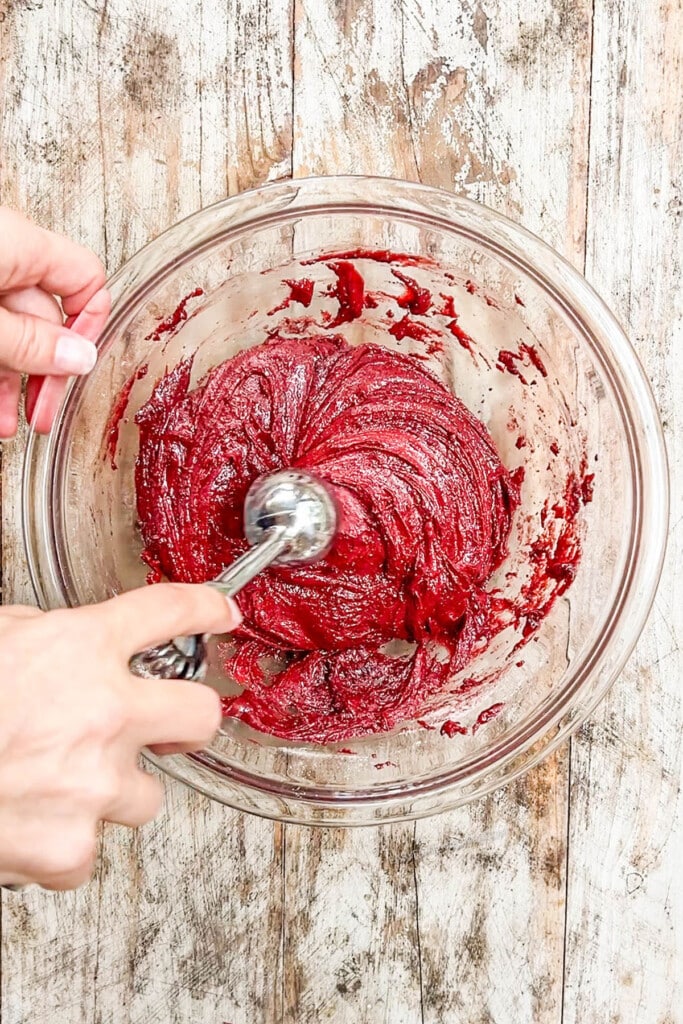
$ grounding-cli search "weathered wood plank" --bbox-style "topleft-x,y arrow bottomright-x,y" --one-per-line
1,1 -> 293,1022
291,1 -> 592,1022
279,825 -> 423,1024
1,3 -> 116,1019
564,0 -> 683,1019
285,4 -> 428,1021
400,0 -> 593,1017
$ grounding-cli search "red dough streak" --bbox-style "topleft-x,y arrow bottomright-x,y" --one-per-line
145,288 -> 204,342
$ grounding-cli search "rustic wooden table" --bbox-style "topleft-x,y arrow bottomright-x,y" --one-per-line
1,1 -> 681,1021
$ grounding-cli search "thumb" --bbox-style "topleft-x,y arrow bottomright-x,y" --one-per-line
25,286 -> 111,433
0,305 -> 97,376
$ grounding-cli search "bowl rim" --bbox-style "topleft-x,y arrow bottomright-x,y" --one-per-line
22,174 -> 669,824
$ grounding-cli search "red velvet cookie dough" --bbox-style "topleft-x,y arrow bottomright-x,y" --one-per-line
134,335 -> 520,742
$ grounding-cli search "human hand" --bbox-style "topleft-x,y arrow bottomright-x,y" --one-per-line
0,584 -> 241,891
0,207 -> 110,438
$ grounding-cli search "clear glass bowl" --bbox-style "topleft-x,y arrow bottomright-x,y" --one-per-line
22,176 -> 668,825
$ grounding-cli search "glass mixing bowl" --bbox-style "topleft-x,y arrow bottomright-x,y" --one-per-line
22,176 -> 668,825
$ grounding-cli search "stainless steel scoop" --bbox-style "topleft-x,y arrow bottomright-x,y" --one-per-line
128,470 -> 337,681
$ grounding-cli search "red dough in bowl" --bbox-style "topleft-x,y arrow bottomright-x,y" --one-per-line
134,334 -> 520,742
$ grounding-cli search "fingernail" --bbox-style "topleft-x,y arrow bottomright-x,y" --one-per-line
54,333 -> 98,374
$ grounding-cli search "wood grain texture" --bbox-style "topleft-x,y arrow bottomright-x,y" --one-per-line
1,3 -> 111,1019
1,2 -> 293,1023
280,825 -> 423,1024
564,0 -> 683,1019
1,0 -> 681,1021
293,2 -> 590,1021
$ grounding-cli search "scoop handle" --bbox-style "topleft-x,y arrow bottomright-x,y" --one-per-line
128,528 -> 288,681
207,528 -> 288,598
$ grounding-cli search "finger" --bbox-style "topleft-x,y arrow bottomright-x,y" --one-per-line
5,286 -> 64,430
25,374 -> 61,433
0,605 -> 42,621
0,207 -> 105,312
0,284 -> 63,323
36,824 -> 99,892
104,769 -> 163,828
65,285 -> 111,337
96,583 -> 242,655
0,370 -> 21,438
3,284 -> 66,432
0,306 -> 97,376
41,858 -> 98,892
131,677 -> 222,748
26,288 -> 112,434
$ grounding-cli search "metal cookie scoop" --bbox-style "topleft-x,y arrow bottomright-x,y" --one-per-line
129,470 -> 337,681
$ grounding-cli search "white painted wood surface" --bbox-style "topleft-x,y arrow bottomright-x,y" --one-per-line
0,1 -> 680,1021
564,1 -> 683,1020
